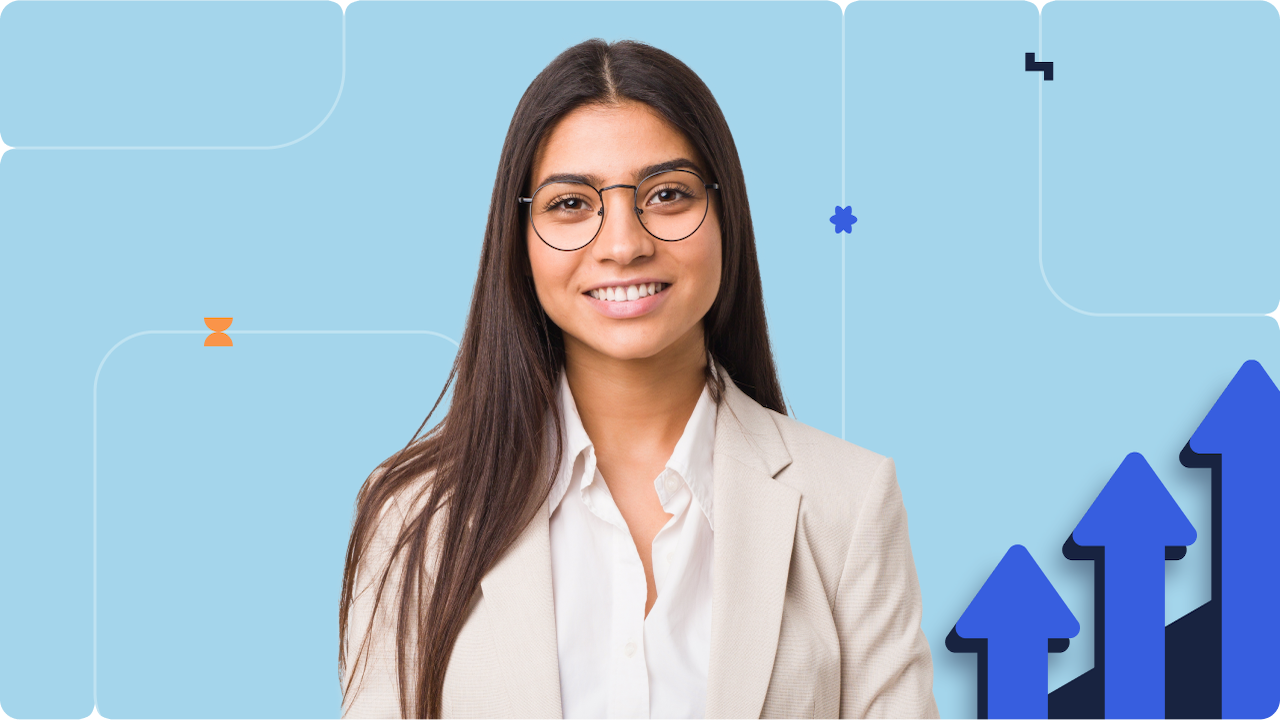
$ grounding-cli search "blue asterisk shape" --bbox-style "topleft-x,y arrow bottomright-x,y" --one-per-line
830,206 -> 857,234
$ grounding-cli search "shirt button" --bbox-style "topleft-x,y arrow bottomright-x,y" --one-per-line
664,475 -> 678,493
624,641 -> 637,658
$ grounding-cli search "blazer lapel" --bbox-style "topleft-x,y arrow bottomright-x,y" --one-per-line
704,360 -> 800,719
478,496 -> 563,718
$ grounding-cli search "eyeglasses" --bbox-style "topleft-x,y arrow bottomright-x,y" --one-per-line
518,169 -> 720,252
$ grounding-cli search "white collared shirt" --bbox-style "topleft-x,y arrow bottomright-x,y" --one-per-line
546,366 -> 718,719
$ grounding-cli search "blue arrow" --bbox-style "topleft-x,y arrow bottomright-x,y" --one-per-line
956,545 -> 1080,719
1188,360 -> 1280,719
1070,452 -> 1196,718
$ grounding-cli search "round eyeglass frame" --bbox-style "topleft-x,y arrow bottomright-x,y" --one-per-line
517,168 -> 721,252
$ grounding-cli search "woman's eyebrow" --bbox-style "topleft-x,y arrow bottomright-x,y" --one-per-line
536,157 -> 705,188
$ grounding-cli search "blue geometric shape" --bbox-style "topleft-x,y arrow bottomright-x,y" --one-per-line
1188,360 -> 1280,719
956,545 -> 1080,719
1070,452 -> 1196,719
829,205 -> 857,233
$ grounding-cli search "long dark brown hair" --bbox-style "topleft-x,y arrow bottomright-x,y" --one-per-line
338,37 -> 789,718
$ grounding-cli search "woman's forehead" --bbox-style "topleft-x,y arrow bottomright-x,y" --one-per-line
531,102 -> 703,186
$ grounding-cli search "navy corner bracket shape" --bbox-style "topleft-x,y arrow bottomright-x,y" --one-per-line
1026,52 -> 1054,81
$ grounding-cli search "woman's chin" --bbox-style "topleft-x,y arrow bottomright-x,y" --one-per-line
571,332 -> 683,365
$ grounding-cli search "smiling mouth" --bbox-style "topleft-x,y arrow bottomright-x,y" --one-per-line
585,282 -> 671,303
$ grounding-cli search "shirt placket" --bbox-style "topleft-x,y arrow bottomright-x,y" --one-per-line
650,468 -> 689,600
581,448 -> 651,718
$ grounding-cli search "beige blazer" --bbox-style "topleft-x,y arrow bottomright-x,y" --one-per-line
342,360 -> 940,719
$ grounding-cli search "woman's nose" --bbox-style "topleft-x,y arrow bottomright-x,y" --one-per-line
593,187 -> 652,259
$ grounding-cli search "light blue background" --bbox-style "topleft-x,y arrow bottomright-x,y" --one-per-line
0,1 -> 1276,718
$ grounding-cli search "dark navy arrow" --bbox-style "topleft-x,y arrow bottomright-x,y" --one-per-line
1024,52 -> 1054,80
1188,360 -> 1280,719
955,545 -> 1079,719
1069,452 -> 1196,719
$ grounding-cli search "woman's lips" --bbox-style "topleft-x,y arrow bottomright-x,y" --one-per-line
583,283 -> 672,319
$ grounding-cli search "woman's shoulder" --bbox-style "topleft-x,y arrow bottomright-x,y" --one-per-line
759,408 -> 898,527
358,460 -> 445,567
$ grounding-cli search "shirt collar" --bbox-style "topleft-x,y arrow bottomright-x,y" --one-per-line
547,362 -> 718,529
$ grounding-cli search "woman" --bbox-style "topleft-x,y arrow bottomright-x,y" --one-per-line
339,38 -> 938,719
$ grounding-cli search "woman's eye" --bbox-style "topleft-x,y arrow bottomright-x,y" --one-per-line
546,196 -> 591,213
648,187 -> 690,205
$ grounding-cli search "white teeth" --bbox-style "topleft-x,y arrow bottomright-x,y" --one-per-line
591,282 -> 668,302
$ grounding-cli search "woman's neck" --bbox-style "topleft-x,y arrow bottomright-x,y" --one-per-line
563,327 -> 708,470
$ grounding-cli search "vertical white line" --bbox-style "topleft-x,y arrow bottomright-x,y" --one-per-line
841,4 -> 847,441
93,368 -> 98,710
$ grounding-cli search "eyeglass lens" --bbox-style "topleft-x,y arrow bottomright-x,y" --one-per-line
529,169 -> 711,251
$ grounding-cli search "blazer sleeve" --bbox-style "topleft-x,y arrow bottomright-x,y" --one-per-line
341,492 -> 412,719
834,457 -> 940,719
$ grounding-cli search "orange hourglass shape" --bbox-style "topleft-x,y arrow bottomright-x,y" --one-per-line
204,317 -> 233,347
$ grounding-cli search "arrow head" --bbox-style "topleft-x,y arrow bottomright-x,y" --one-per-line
1072,452 -> 1197,548
956,545 -> 1080,641
1190,360 -> 1280,455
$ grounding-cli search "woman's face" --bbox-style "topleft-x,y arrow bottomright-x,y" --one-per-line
526,101 -> 722,364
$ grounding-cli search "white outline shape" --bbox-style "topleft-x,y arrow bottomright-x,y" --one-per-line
91,328 -> 459,712
0,4 -> 347,160
1034,7 -> 1273,321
